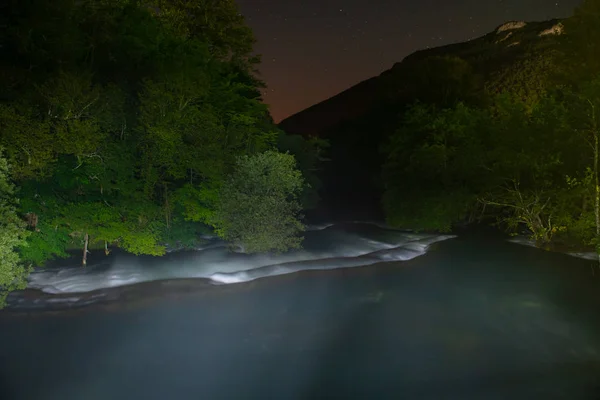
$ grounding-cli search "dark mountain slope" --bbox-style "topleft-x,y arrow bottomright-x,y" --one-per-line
279,19 -> 565,220
278,76 -> 380,137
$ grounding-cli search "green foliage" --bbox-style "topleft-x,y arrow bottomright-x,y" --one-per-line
480,181 -> 568,246
54,201 -> 166,256
486,50 -> 559,108
0,0 -> 320,269
380,3 -> 600,244
382,83 -> 598,246
160,219 -> 212,250
382,102 -> 489,231
212,151 -> 305,253
384,190 -> 474,232
0,105 -> 55,179
0,150 -> 30,306
18,221 -> 71,266
173,184 -> 220,224
560,0 -> 600,82
147,0 -> 256,60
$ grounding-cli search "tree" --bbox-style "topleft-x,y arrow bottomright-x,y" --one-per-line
558,0 -> 600,252
561,79 -> 600,253
377,2 -> 600,252
0,0 -> 319,266
477,94 -> 579,245
560,0 -> 600,82
211,151 -> 305,253
486,51 -> 559,109
580,83 -> 600,255
0,149 -> 30,307
479,181 -> 566,246
382,102 -> 489,231
147,0 -> 256,61
381,92 -> 589,245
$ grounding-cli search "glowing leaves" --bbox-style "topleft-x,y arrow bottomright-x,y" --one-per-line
0,149 -> 30,306
0,105 -> 54,179
211,151 -> 305,253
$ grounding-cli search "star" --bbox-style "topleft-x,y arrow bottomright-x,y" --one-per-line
236,0 -> 582,122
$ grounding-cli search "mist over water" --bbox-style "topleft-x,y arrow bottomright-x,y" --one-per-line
3,226 -> 600,400
26,222 -> 455,294
3,223 -> 600,399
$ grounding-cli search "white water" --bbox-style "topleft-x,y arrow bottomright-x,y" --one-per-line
27,222 -> 456,294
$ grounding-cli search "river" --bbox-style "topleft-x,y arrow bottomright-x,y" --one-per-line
1,222 -> 600,399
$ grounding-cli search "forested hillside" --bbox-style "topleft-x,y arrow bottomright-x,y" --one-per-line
282,0 -> 600,253
383,0 -> 600,250
280,19 -> 568,219
0,0 -> 324,304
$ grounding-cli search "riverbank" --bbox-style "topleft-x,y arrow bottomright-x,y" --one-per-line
16,222 -> 453,298
4,221 -> 599,315
3,249 -> 443,316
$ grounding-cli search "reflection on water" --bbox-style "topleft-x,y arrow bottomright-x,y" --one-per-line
508,236 -> 599,261
1,225 -> 600,399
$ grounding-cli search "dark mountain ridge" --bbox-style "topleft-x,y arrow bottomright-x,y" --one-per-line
280,19 -> 561,136
279,19 -> 565,220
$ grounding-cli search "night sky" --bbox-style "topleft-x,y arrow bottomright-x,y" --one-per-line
236,0 -> 582,122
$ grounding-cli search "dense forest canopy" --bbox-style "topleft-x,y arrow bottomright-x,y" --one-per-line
382,0 -> 600,251
0,0 -> 323,304
278,18 -> 578,221
280,1 -> 600,252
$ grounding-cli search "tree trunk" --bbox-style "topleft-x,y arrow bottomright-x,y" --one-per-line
104,240 -> 110,256
164,185 -> 171,229
592,100 -> 600,265
83,233 -> 89,266
26,212 -> 38,229
595,131 -> 599,244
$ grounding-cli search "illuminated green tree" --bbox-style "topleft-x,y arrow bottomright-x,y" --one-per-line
0,149 -> 30,306
212,151 -> 305,253
0,0 -> 318,265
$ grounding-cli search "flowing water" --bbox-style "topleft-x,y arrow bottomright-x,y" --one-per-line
1,222 -> 600,399
23,222 -> 454,296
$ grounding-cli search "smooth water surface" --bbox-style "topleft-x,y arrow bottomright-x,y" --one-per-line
1,224 -> 600,399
